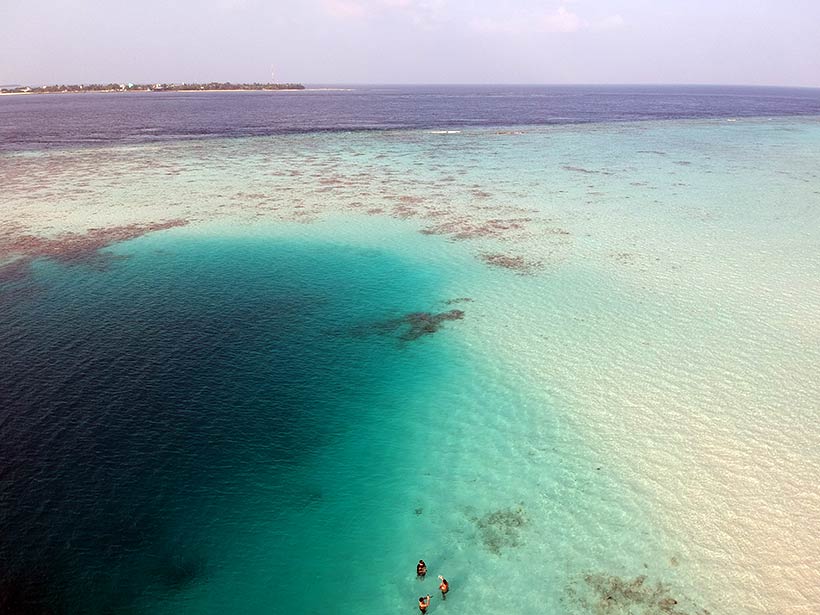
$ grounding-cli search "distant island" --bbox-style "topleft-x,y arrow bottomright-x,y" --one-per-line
0,82 -> 305,95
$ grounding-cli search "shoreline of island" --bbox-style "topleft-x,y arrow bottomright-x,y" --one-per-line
0,82 -> 308,95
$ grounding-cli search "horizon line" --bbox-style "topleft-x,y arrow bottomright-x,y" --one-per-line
3,81 -> 820,90
313,82 -> 820,89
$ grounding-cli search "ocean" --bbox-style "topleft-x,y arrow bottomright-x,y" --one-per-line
1,86 -> 819,614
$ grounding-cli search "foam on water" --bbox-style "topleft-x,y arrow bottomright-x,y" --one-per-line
2,116 -> 820,614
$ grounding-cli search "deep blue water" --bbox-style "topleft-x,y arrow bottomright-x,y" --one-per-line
2,84 -> 820,151
0,235 -> 445,613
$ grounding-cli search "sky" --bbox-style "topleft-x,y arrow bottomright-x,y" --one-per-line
1,0 -> 818,86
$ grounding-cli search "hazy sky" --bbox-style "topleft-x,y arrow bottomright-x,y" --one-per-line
2,0 -> 818,86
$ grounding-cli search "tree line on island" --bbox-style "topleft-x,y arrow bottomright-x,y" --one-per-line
1,82 -> 305,94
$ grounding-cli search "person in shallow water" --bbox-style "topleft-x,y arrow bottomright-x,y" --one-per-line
438,575 -> 449,600
417,560 -> 427,578
418,595 -> 431,613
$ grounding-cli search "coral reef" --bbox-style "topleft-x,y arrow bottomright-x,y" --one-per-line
421,217 -> 532,241
479,252 -> 543,274
387,309 -> 465,341
0,219 -> 189,283
469,505 -> 528,555
355,308 -> 465,342
563,573 -> 711,615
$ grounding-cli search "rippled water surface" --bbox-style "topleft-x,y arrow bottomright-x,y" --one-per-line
1,90 -> 819,614
3,84 -> 820,151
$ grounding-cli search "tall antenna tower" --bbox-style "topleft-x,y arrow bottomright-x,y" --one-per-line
270,65 -> 276,84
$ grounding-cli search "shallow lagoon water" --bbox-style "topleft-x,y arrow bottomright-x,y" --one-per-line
2,107 -> 820,614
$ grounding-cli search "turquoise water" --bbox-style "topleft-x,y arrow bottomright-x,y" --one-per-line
2,117 -> 820,614
2,226 -> 463,613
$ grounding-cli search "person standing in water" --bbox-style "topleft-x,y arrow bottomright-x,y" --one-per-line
418,595 -> 431,613
416,560 -> 427,579
438,575 -> 449,600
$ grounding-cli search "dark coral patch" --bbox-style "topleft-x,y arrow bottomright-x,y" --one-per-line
562,165 -> 615,176
421,217 -> 532,240
444,297 -> 473,305
0,219 -> 189,284
469,505 -> 528,555
396,195 -> 425,205
564,573 -> 711,615
355,308 -> 465,342
479,252 -> 543,274
390,309 -> 465,341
